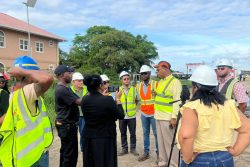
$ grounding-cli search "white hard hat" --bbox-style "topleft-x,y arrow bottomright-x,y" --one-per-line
217,59 -> 233,68
119,71 -> 129,79
100,74 -> 109,81
140,65 -> 151,73
72,72 -> 84,81
189,65 -> 218,86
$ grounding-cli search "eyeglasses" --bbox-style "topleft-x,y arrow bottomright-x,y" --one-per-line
103,81 -> 109,85
217,67 -> 225,71
140,72 -> 148,75
123,78 -> 130,81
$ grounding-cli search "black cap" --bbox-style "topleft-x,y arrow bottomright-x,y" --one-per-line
54,65 -> 75,76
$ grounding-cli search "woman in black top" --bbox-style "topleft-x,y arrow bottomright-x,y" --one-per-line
81,75 -> 124,167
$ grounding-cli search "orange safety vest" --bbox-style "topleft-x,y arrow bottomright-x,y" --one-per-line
138,80 -> 157,115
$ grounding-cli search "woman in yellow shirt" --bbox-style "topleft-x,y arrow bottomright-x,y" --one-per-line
178,65 -> 250,167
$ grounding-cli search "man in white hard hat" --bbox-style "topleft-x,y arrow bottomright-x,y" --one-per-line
136,65 -> 159,162
216,59 -> 249,167
216,59 -> 248,113
153,61 -> 182,167
71,72 -> 87,155
118,71 -> 139,156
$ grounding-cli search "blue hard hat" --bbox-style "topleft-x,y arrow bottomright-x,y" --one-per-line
14,56 -> 40,70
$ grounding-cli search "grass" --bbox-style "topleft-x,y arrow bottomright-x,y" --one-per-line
44,82 -> 56,127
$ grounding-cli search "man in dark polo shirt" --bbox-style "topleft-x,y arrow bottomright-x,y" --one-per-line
54,65 -> 81,167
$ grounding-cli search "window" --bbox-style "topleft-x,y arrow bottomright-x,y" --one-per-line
48,40 -> 54,47
36,41 -> 44,53
0,31 -> 5,48
19,39 -> 29,51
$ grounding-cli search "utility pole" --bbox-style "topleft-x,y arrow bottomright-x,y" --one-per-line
23,0 -> 37,57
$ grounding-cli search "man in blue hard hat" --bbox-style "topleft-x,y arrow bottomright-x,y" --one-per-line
0,55 -> 54,167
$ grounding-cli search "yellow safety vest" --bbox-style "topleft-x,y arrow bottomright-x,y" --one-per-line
71,85 -> 88,97
120,86 -> 137,117
0,89 -> 53,167
225,79 -> 238,99
154,75 -> 176,113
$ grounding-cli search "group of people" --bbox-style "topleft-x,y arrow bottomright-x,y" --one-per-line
0,55 -> 250,167
54,58 -> 250,167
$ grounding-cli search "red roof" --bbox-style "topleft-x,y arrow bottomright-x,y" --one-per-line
0,13 -> 64,41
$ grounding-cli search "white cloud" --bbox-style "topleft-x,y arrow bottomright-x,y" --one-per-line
1,0 -> 250,71
2,0 -> 250,37
156,42 -> 250,71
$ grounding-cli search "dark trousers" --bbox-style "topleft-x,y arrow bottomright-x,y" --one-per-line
56,123 -> 78,167
119,118 -> 136,151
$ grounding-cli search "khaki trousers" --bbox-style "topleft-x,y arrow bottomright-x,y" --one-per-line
156,120 -> 179,167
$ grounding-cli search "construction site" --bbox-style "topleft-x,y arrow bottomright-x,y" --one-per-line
49,77 -> 250,167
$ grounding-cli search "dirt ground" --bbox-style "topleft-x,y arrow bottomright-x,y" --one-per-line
49,78 -> 250,167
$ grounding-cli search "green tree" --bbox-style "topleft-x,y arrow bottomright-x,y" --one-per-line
68,26 -> 158,81
59,49 -> 69,65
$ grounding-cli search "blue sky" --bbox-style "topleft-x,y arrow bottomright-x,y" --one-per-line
1,0 -> 250,72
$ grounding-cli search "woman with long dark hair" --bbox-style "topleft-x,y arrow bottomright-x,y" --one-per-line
0,73 -> 9,124
81,75 -> 124,167
178,65 -> 250,167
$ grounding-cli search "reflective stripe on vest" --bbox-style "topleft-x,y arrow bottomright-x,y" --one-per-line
138,80 -> 156,115
0,89 -> 53,167
225,79 -> 238,99
154,76 -> 175,113
120,86 -> 137,117
71,85 -> 88,96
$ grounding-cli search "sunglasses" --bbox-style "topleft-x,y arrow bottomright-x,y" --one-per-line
103,81 -> 109,85
75,79 -> 83,82
140,72 -> 148,75
217,67 -> 225,70
123,78 -> 130,81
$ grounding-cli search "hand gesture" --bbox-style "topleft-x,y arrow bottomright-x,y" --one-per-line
226,146 -> 239,156
115,89 -> 122,100
8,67 -> 27,80
102,89 -> 109,96
170,118 -> 177,128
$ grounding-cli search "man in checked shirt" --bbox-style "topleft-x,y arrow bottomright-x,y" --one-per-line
216,59 -> 248,113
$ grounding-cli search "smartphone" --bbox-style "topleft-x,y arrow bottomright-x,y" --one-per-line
108,86 -> 114,92
113,85 -> 119,92
108,85 -> 120,92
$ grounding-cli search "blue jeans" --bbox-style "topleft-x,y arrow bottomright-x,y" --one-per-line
181,151 -> 234,167
141,114 -> 158,154
79,116 -> 85,152
31,151 -> 49,167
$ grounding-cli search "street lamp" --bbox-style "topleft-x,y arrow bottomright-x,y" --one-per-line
23,0 -> 37,57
